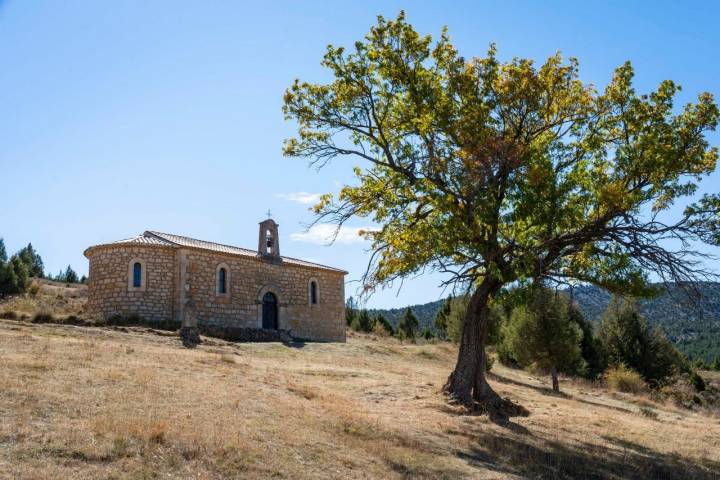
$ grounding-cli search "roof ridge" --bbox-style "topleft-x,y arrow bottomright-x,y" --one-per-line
147,230 -> 257,254
143,231 -> 177,245
276,253 -> 344,271
91,230 -> 347,274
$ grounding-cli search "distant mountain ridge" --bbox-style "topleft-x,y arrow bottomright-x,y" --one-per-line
368,282 -> 720,361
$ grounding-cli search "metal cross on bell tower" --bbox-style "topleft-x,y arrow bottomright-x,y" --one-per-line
266,209 -> 272,219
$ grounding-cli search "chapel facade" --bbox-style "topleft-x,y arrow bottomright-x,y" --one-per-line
83,219 -> 347,342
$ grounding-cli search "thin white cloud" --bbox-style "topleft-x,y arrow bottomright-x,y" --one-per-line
290,224 -> 375,245
276,192 -> 323,205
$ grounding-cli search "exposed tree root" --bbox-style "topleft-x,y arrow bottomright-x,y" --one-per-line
444,384 -> 529,421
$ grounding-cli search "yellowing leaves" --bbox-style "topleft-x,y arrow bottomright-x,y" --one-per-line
282,12 -> 719,295
597,181 -> 630,211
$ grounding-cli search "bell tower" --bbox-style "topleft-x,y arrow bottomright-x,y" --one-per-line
258,218 -> 280,259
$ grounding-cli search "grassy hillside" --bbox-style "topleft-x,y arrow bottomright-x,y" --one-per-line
2,319 -> 720,479
370,282 -> 720,362
2,281 -> 720,478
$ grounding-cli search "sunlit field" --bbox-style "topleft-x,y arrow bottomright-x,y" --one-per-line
1,314 -> 718,479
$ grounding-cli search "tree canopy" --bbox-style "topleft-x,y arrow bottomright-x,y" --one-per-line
283,12 -> 719,409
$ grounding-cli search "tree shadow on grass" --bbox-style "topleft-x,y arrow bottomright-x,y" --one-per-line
489,371 -> 569,398
435,400 -> 530,434
434,373 -> 717,478
453,424 -> 720,480
489,372 -> 635,414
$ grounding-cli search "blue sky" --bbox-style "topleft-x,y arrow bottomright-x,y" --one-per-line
1,1 -> 718,308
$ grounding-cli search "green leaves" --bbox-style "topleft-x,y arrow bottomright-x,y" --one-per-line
283,12 -> 719,294
685,194 -> 720,246
502,286 -> 582,372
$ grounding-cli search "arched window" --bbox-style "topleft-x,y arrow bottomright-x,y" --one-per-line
133,262 -> 142,288
218,267 -> 227,294
216,263 -> 230,296
308,278 -> 319,306
310,281 -> 318,304
128,258 -> 146,291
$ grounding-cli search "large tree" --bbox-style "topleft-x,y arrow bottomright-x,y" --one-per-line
283,13 -> 720,412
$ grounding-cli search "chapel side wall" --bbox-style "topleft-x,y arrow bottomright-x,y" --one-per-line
285,271 -> 346,342
86,246 -> 175,323
183,250 -> 346,342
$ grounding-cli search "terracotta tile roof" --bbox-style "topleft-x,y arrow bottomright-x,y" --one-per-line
86,231 -> 346,274
108,234 -> 174,246
146,231 -> 257,256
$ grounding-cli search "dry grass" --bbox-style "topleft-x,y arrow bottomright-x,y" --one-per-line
1,279 -> 87,320
1,316 -> 719,479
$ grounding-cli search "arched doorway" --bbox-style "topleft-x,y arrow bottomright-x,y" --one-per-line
262,292 -> 278,329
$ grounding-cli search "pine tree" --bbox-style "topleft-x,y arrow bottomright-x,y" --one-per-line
357,309 -> 372,332
597,299 -> 687,385
345,296 -> 358,326
0,255 -> 30,295
568,303 -> 606,379
373,314 -> 394,336
80,275 -> 87,284
434,295 -> 453,339
11,256 -> 29,292
17,243 -> 44,278
502,286 -> 582,392
64,265 -> 79,284
0,238 -> 7,263
397,307 -> 419,341
0,262 -> 18,295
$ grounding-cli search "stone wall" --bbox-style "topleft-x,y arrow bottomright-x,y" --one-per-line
179,249 -> 346,342
86,245 -> 176,323
85,244 -> 346,342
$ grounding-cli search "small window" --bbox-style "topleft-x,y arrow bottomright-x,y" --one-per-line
216,263 -> 230,296
218,267 -> 227,294
128,258 -> 146,291
310,280 -> 318,305
132,262 -> 142,288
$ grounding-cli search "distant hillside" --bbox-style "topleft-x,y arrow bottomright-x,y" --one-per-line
369,282 -> 720,362
572,282 -> 720,362
367,299 -> 446,334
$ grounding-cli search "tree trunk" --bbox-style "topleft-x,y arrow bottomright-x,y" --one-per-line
551,366 -> 559,392
443,277 -> 502,409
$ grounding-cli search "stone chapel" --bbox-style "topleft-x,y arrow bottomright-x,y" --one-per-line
84,219 -> 347,342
